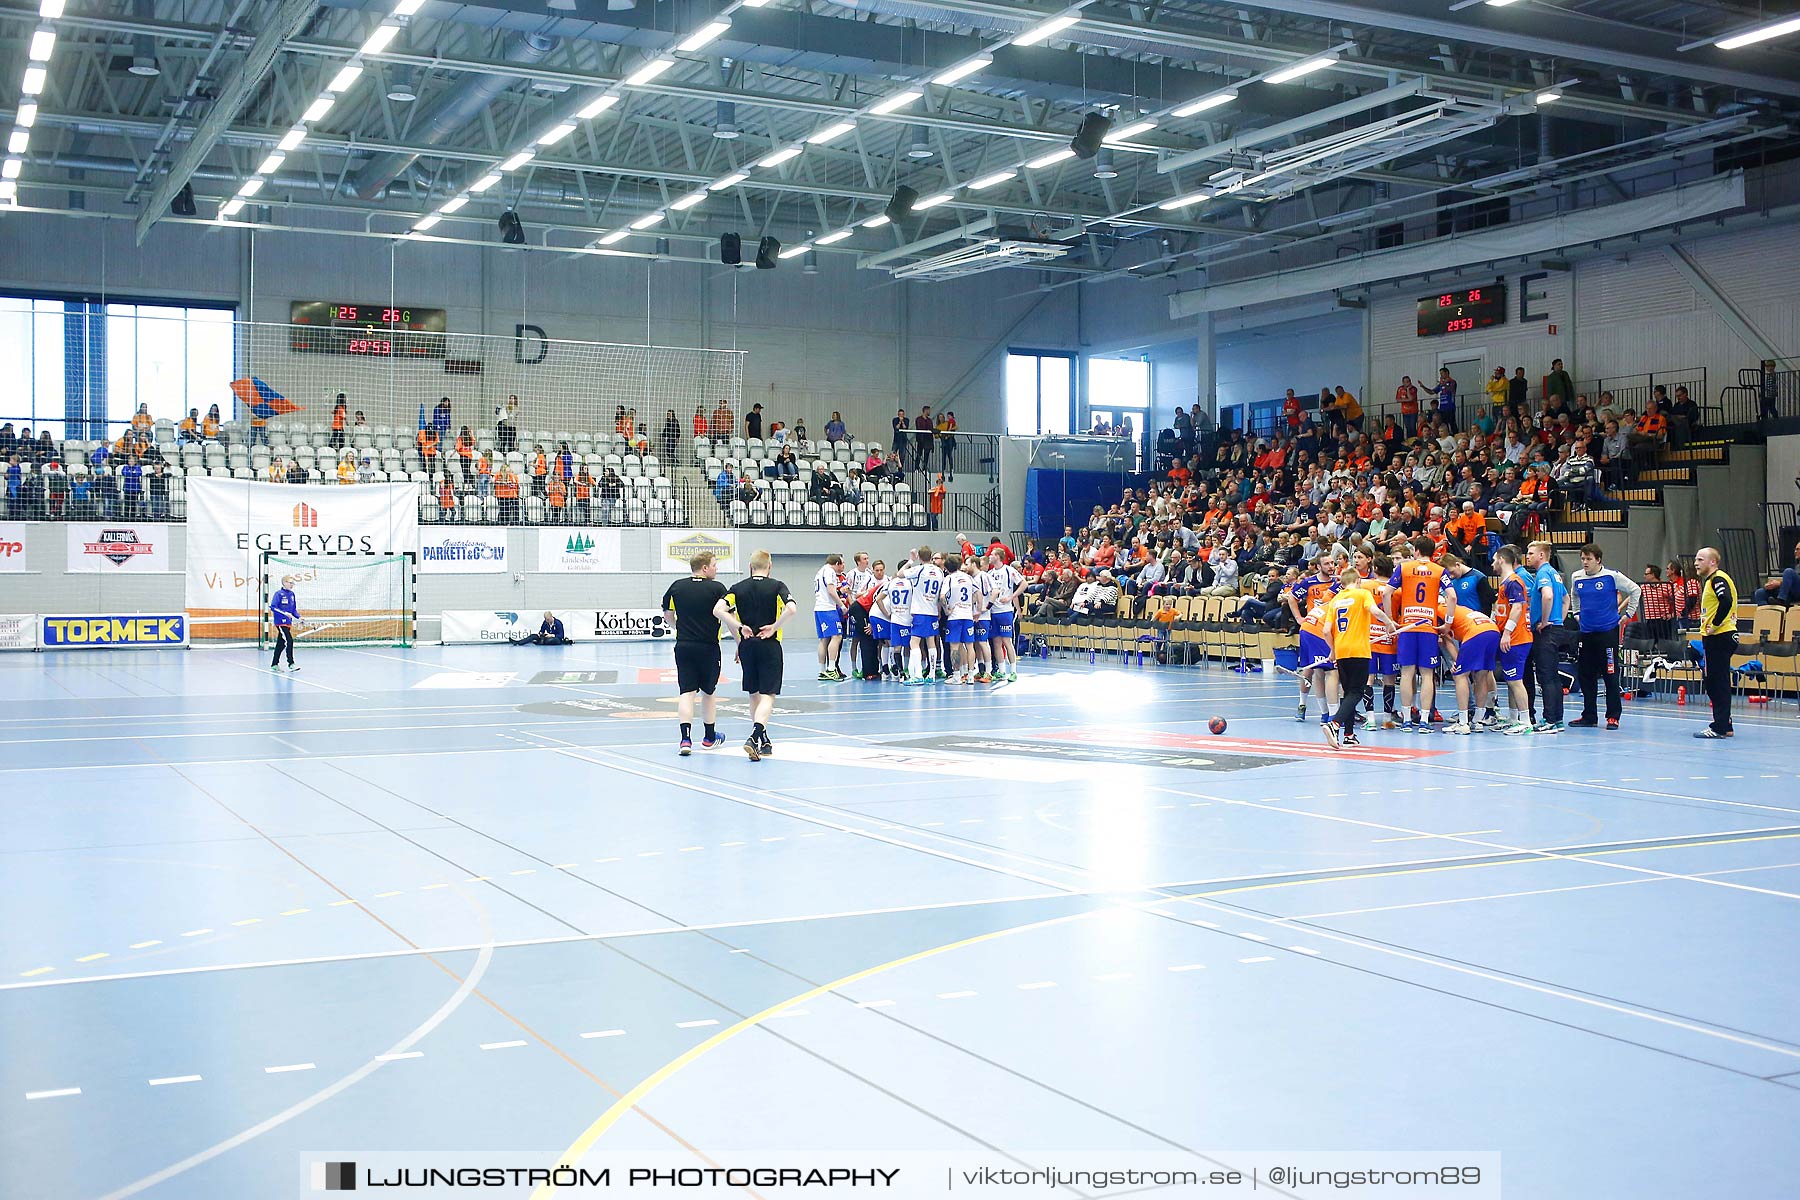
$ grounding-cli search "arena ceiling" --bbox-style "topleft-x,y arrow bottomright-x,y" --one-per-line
2,0 -> 1797,283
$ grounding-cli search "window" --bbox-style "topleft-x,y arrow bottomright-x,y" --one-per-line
0,297 -> 68,438
1087,357 -> 1149,411
105,303 -> 236,427
1005,351 -> 1074,436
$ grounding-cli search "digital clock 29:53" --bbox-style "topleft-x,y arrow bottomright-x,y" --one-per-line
1415,283 -> 1507,338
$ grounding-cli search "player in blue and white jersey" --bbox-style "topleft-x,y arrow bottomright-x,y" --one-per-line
983,551 -> 1026,683
812,553 -> 847,682
904,547 -> 946,686
941,555 -> 978,683
875,557 -> 913,683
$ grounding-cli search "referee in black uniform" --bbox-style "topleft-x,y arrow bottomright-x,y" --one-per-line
725,549 -> 795,761
660,551 -> 744,756
1692,545 -> 1739,740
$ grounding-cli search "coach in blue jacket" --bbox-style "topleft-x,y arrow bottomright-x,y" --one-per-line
269,576 -> 300,671
1570,543 -> 1640,728
511,612 -> 572,646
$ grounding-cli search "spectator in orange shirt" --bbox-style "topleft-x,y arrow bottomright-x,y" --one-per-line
928,474 -> 946,530
693,406 -> 708,438
417,426 -> 439,463
547,472 -> 568,520
438,476 -> 457,519
1628,399 -> 1667,465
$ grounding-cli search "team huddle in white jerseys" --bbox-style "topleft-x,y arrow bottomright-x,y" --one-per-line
808,545 -> 1028,684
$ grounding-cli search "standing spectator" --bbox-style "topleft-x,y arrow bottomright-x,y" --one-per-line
574,466 -> 594,524
1283,388 -> 1304,433
432,396 -> 452,439
1485,367 -> 1509,417
937,411 -> 957,479
600,467 -> 624,523
494,462 -> 521,523
1544,358 -> 1575,412
746,403 -> 763,440
710,400 -> 735,439
660,410 -> 681,464
1508,367 -> 1530,423
693,406 -> 708,438
1637,564 -> 1678,642
120,455 -> 145,518
928,473 -> 946,530
330,394 -> 349,450
495,394 -> 519,454
455,426 -> 476,483
1434,367 -> 1459,433
1333,386 -> 1364,433
1570,542 -> 1640,729
1174,405 -> 1194,454
914,407 -> 935,473
892,408 -> 910,460
825,411 -> 847,443
1395,377 -> 1419,437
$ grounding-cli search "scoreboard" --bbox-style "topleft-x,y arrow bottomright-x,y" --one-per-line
288,301 -> 449,357
1416,284 -> 1506,337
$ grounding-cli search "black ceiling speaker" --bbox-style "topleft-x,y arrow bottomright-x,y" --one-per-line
169,183 -> 197,217
885,184 -> 919,223
498,210 -> 526,245
1070,112 -> 1112,160
720,231 -> 742,266
754,236 -> 779,270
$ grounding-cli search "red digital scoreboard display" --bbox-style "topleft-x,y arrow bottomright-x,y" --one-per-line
1416,283 -> 1506,337
287,301 -> 449,357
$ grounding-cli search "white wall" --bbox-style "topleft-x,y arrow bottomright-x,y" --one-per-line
1216,311 -> 1363,414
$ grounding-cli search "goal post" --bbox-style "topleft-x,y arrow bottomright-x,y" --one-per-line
259,551 -> 417,648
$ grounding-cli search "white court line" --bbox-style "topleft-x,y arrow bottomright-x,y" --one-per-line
374,1051 -> 424,1061
25,1087 -> 80,1100
1167,964 -> 1206,972
480,1040 -> 527,1051
220,657 -> 367,700
148,1075 -> 202,1087
937,990 -> 978,999
262,1063 -> 315,1074
1238,956 -> 1276,964
1373,829 -> 1502,843
579,1029 -> 626,1039
676,1019 -> 719,1029
269,735 -> 307,754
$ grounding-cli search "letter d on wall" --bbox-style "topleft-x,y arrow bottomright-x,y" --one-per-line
515,323 -> 547,365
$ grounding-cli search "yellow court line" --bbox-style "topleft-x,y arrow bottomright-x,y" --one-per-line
532,828 -> 1800,1196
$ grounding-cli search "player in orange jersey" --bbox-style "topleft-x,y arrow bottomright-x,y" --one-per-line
1383,535 -> 1457,732
1440,600 -> 1501,734
1321,556 -> 1399,749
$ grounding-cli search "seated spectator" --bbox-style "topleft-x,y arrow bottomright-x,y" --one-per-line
713,464 -> 736,509
807,463 -> 838,503
202,405 -> 222,440
1029,568 -> 1079,620
510,612 -> 573,646
1598,419 -> 1630,487
1064,571 -> 1119,623
1638,563 -> 1678,642
772,446 -> 799,479
1628,400 -> 1668,466
1754,542 -> 1800,606
1669,385 -> 1701,447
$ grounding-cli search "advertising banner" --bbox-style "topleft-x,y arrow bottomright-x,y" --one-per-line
593,609 -> 673,639
185,478 -> 418,639
536,527 -> 622,574
0,522 -> 26,572
40,613 -> 188,650
65,522 -> 174,573
420,527 -> 509,574
656,529 -> 737,574
0,613 -> 37,650
440,609 -> 596,645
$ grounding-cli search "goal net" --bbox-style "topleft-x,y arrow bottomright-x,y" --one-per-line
260,552 -> 416,648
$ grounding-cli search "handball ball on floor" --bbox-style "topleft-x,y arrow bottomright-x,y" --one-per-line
1208,716 -> 1227,735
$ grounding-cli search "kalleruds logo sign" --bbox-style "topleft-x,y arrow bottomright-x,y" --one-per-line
65,523 -> 171,573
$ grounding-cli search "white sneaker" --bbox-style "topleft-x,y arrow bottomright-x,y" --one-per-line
1447,719 -> 1473,735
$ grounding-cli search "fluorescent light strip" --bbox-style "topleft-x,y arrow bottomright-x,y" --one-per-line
1264,54 -> 1337,85
256,152 -> 285,174
870,90 -> 922,115
29,30 -> 56,62
806,121 -> 856,145
913,191 -> 955,210
630,212 -> 664,229
624,59 -> 675,87
21,67 -> 46,96
757,146 -> 801,168
678,21 -> 731,53
778,243 -> 810,259
969,169 -> 1017,190
1014,15 -> 1078,47
598,230 -> 631,245
1534,90 -> 1562,105
578,94 -> 619,120
304,97 -> 335,122
361,24 -> 399,56
500,150 -> 535,171
394,0 -> 425,15
16,103 -> 36,129
860,213 -> 890,228
740,0 -> 772,7
1716,16 -> 1800,49
1172,90 -> 1236,118
1159,190 -> 1210,210
537,122 -> 577,146
1027,147 -> 1074,169
414,214 -> 440,230
816,229 -> 853,244
1485,0 -> 1523,6
469,173 -> 502,193
7,130 -> 27,155
39,0 -> 65,18
278,127 -> 306,151
931,57 -> 992,86
219,198 -> 244,218
236,176 -> 263,196
1105,120 -> 1157,143
441,196 -> 467,213
1,159 -> 19,180
708,172 -> 747,191
327,65 -> 363,93
670,191 -> 708,210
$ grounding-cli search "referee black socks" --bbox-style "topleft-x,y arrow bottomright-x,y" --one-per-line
680,722 -> 692,739
752,722 -> 766,737
704,723 -> 717,740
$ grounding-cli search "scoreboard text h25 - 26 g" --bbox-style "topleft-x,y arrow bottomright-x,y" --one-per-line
287,301 -> 449,358
1416,283 -> 1507,337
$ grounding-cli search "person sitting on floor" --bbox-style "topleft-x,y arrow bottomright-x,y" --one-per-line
511,612 -> 572,646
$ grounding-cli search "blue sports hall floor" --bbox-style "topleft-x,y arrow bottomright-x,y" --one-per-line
2,639 -> 1797,1199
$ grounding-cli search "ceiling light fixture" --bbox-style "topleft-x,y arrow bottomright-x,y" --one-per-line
15,102 -> 37,129
1715,15 -> 1800,49
469,173 -> 502,193
1158,190 -> 1210,209
38,0 -> 65,17
304,97 -> 335,122
236,177 -> 263,196
1,159 -> 19,180
931,57 -> 992,86
806,121 -> 856,145
219,198 -> 245,218
817,229 -> 853,244
578,94 -> 619,120
969,169 -> 1017,189
1264,53 -> 1338,85
28,30 -> 56,62
536,122 -> 577,145
860,213 -> 891,228
630,211 -> 665,229
778,242 -> 810,259
1535,89 -> 1563,105
1015,15 -> 1079,47
870,90 -> 923,115
1104,120 -> 1157,143
256,152 -> 285,174
500,149 -> 535,171
278,127 -> 306,151
414,214 -> 441,230
757,146 -> 802,167
327,65 -> 363,93
624,59 -> 676,86
1172,90 -> 1237,118
598,230 -> 631,244
913,191 -> 955,210
441,196 -> 468,213
361,24 -> 399,56
709,172 -> 748,191
20,67 -> 46,96
7,131 -> 26,155
1027,147 -> 1075,169
670,190 -> 708,210
677,20 -> 731,53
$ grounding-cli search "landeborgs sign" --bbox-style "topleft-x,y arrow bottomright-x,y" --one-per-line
0,613 -> 36,650
66,523 -> 172,573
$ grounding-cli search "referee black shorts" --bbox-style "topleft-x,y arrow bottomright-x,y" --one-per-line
738,638 -> 784,696
673,641 -> 722,695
